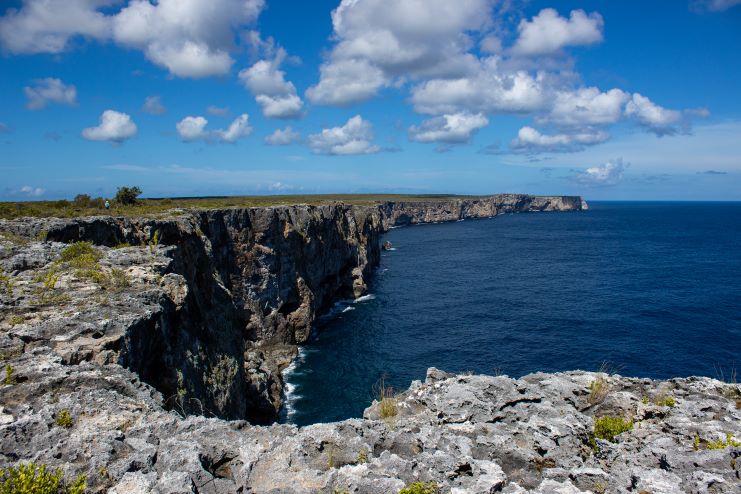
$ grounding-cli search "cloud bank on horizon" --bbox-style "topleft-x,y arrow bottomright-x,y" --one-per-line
0,0 -> 740,200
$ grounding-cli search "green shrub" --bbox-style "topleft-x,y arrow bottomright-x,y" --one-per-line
55,410 -> 73,428
0,273 -> 12,297
399,481 -> 438,494
114,186 -> 142,206
356,449 -> 368,464
593,416 -> 633,442
705,432 -> 741,450
109,269 -> 130,289
655,395 -> 676,407
377,377 -> 398,420
60,242 -> 101,266
3,365 -> 14,386
73,195 -> 91,208
0,463 -> 86,494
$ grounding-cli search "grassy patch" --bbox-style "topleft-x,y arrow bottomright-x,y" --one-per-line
0,463 -> 86,494
356,449 -> 368,465
376,377 -> 398,420
399,481 -> 439,494
587,376 -> 609,406
593,416 -> 633,443
0,194 -> 473,220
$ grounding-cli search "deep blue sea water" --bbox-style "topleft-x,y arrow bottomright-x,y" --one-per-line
282,202 -> 741,426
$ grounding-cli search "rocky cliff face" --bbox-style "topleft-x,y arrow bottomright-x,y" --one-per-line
2,195 -> 740,493
0,195 -> 583,424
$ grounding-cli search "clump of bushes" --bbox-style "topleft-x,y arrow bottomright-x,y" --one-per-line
114,186 -> 142,206
399,481 -> 439,494
0,463 -> 86,494
0,273 -> 13,297
593,416 -> 633,443
60,242 -> 101,268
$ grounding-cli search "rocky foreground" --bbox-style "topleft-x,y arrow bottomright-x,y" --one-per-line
6,195 -> 737,492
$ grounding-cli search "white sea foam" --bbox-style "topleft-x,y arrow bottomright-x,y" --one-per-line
281,347 -> 307,422
342,306 -> 355,313
354,294 -> 376,303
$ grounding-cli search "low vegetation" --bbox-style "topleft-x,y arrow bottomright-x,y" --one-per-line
0,193 -> 472,220
705,432 -> 741,450
55,410 -> 74,429
356,449 -> 368,465
3,365 -> 14,386
376,378 -> 398,420
593,416 -> 633,443
399,481 -> 439,494
587,376 -> 609,406
0,273 -> 13,297
0,463 -> 86,494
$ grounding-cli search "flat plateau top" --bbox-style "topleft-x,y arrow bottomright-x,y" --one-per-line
0,193 -> 491,220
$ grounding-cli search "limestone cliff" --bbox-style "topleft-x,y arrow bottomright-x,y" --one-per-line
0,194 -> 583,424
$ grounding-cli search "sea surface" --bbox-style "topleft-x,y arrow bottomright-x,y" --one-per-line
282,202 -> 741,426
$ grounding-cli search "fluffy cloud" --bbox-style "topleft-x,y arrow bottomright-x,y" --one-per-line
112,0 -> 264,78
306,0 -> 494,105
265,126 -> 301,145
511,126 -> 609,153
308,115 -> 380,155
24,78 -> 77,110
410,57 -> 549,115
142,95 -> 165,115
0,0 -> 266,78
176,114 -> 252,143
409,112 -> 488,144
20,185 -> 46,197
512,9 -> 603,56
239,49 -> 303,118
0,0 -> 112,54
574,158 -> 628,186
539,87 -> 629,127
82,110 -> 137,143
305,58 -> 387,106
624,93 -> 683,136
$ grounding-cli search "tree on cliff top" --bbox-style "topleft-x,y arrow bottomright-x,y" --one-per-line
114,186 -> 142,206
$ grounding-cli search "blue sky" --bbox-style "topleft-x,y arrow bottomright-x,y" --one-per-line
1,0 -> 740,201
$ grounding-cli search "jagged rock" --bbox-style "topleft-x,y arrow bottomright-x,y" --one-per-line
14,197 -> 740,494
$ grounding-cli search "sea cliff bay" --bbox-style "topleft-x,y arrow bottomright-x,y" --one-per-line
1,195 -> 739,493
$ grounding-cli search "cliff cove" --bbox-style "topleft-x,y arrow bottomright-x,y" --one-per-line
1,196 -> 739,493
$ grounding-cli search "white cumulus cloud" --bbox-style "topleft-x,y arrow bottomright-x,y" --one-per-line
512,8 -> 604,56
510,126 -> 609,153
0,0 -> 266,78
207,105 -> 229,117
265,127 -> 301,146
624,93 -> 683,136
306,0 -> 494,106
176,114 -> 252,143
239,48 -> 303,118
540,87 -> 629,128
24,78 -> 77,110
410,57 -> 550,115
409,112 -> 488,144
308,115 -> 380,155
574,158 -> 628,186
82,110 -> 137,143
0,0 -> 113,54
142,95 -> 166,115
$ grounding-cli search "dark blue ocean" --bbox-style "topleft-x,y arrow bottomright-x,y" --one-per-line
282,202 -> 741,426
